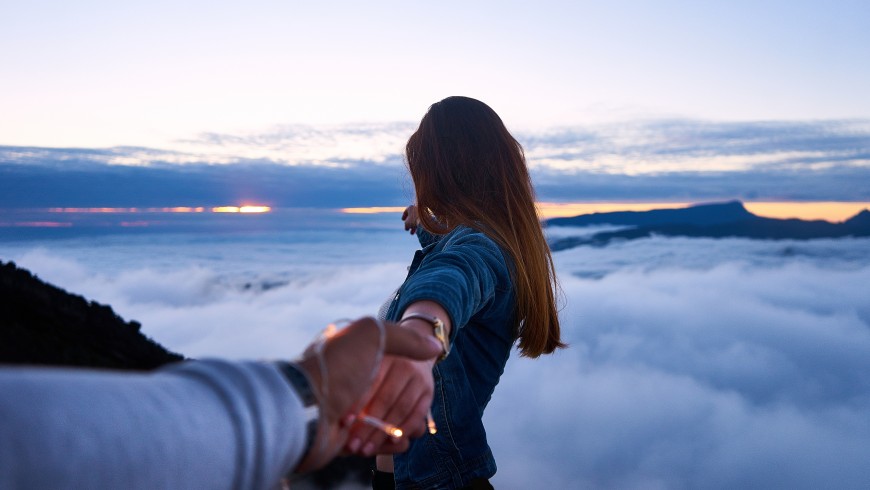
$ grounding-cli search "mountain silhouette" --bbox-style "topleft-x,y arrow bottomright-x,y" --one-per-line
547,201 -> 870,251
0,261 -> 184,369
547,200 -> 754,227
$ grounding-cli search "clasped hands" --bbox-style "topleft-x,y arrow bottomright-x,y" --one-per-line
293,317 -> 440,473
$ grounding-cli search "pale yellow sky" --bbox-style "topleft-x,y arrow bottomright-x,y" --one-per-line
536,202 -> 870,222
2,1 -> 869,148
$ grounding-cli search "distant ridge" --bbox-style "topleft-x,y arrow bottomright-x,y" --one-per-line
547,200 -> 754,227
546,201 -> 870,251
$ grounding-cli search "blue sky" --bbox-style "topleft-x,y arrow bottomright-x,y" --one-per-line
2,1 -> 870,211
2,0 -> 869,148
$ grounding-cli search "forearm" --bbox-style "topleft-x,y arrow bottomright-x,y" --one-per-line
400,300 -> 453,348
395,229 -> 511,346
0,360 -> 306,490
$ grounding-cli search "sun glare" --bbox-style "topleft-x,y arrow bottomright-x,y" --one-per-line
212,206 -> 271,213
239,206 -> 271,213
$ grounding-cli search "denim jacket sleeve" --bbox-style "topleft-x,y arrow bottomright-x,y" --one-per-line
395,227 -> 511,343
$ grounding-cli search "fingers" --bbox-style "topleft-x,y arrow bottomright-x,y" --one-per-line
402,205 -> 419,234
360,386 -> 421,453
346,358 -> 411,455
382,323 -> 443,360
345,355 -> 434,457
381,385 -> 431,440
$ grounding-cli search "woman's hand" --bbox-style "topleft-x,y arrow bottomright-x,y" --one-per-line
402,205 -> 420,235
344,355 -> 436,457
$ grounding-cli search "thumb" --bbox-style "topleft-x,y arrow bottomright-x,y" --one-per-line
383,322 -> 443,360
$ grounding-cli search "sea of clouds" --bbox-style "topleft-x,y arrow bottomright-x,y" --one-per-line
3,230 -> 869,489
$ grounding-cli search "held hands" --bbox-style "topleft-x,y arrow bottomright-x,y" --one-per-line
293,317 -> 442,473
346,302 -> 453,458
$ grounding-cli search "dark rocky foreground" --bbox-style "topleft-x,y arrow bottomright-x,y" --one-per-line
0,259 -> 370,488
0,260 -> 183,368
547,201 -> 870,251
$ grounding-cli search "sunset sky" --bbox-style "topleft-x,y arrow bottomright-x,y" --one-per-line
2,0 -> 868,148
2,1 -> 869,220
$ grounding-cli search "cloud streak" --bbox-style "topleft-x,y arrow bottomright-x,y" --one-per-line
2,119 -> 869,206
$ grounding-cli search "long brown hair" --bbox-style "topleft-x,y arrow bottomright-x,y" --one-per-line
406,96 -> 564,357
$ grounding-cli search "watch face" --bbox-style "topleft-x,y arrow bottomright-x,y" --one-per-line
400,314 -> 450,360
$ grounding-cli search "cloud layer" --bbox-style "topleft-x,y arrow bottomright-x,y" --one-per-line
2,118 -> 869,207
3,230 -> 869,489
487,258 -> 870,489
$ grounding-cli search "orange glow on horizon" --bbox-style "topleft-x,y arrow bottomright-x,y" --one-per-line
13,202 -> 868,223
341,202 -> 870,223
43,206 -> 271,214
536,202 -> 693,219
48,207 -> 206,213
538,201 -> 869,222
0,221 -> 74,228
742,202 -> 870,222
211,206 -> 272,213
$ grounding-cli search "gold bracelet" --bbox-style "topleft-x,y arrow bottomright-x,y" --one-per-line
400,313 -> 450,362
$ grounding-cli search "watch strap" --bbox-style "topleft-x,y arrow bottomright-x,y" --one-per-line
274,361 -> 319,466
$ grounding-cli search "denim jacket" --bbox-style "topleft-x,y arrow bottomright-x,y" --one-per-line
386,225 -> 516,489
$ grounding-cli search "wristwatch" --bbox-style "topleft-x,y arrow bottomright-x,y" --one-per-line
274,361 -> 319,468
400,313 -> 450,362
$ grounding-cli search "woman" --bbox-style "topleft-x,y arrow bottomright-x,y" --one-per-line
352,96 -> 564,489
